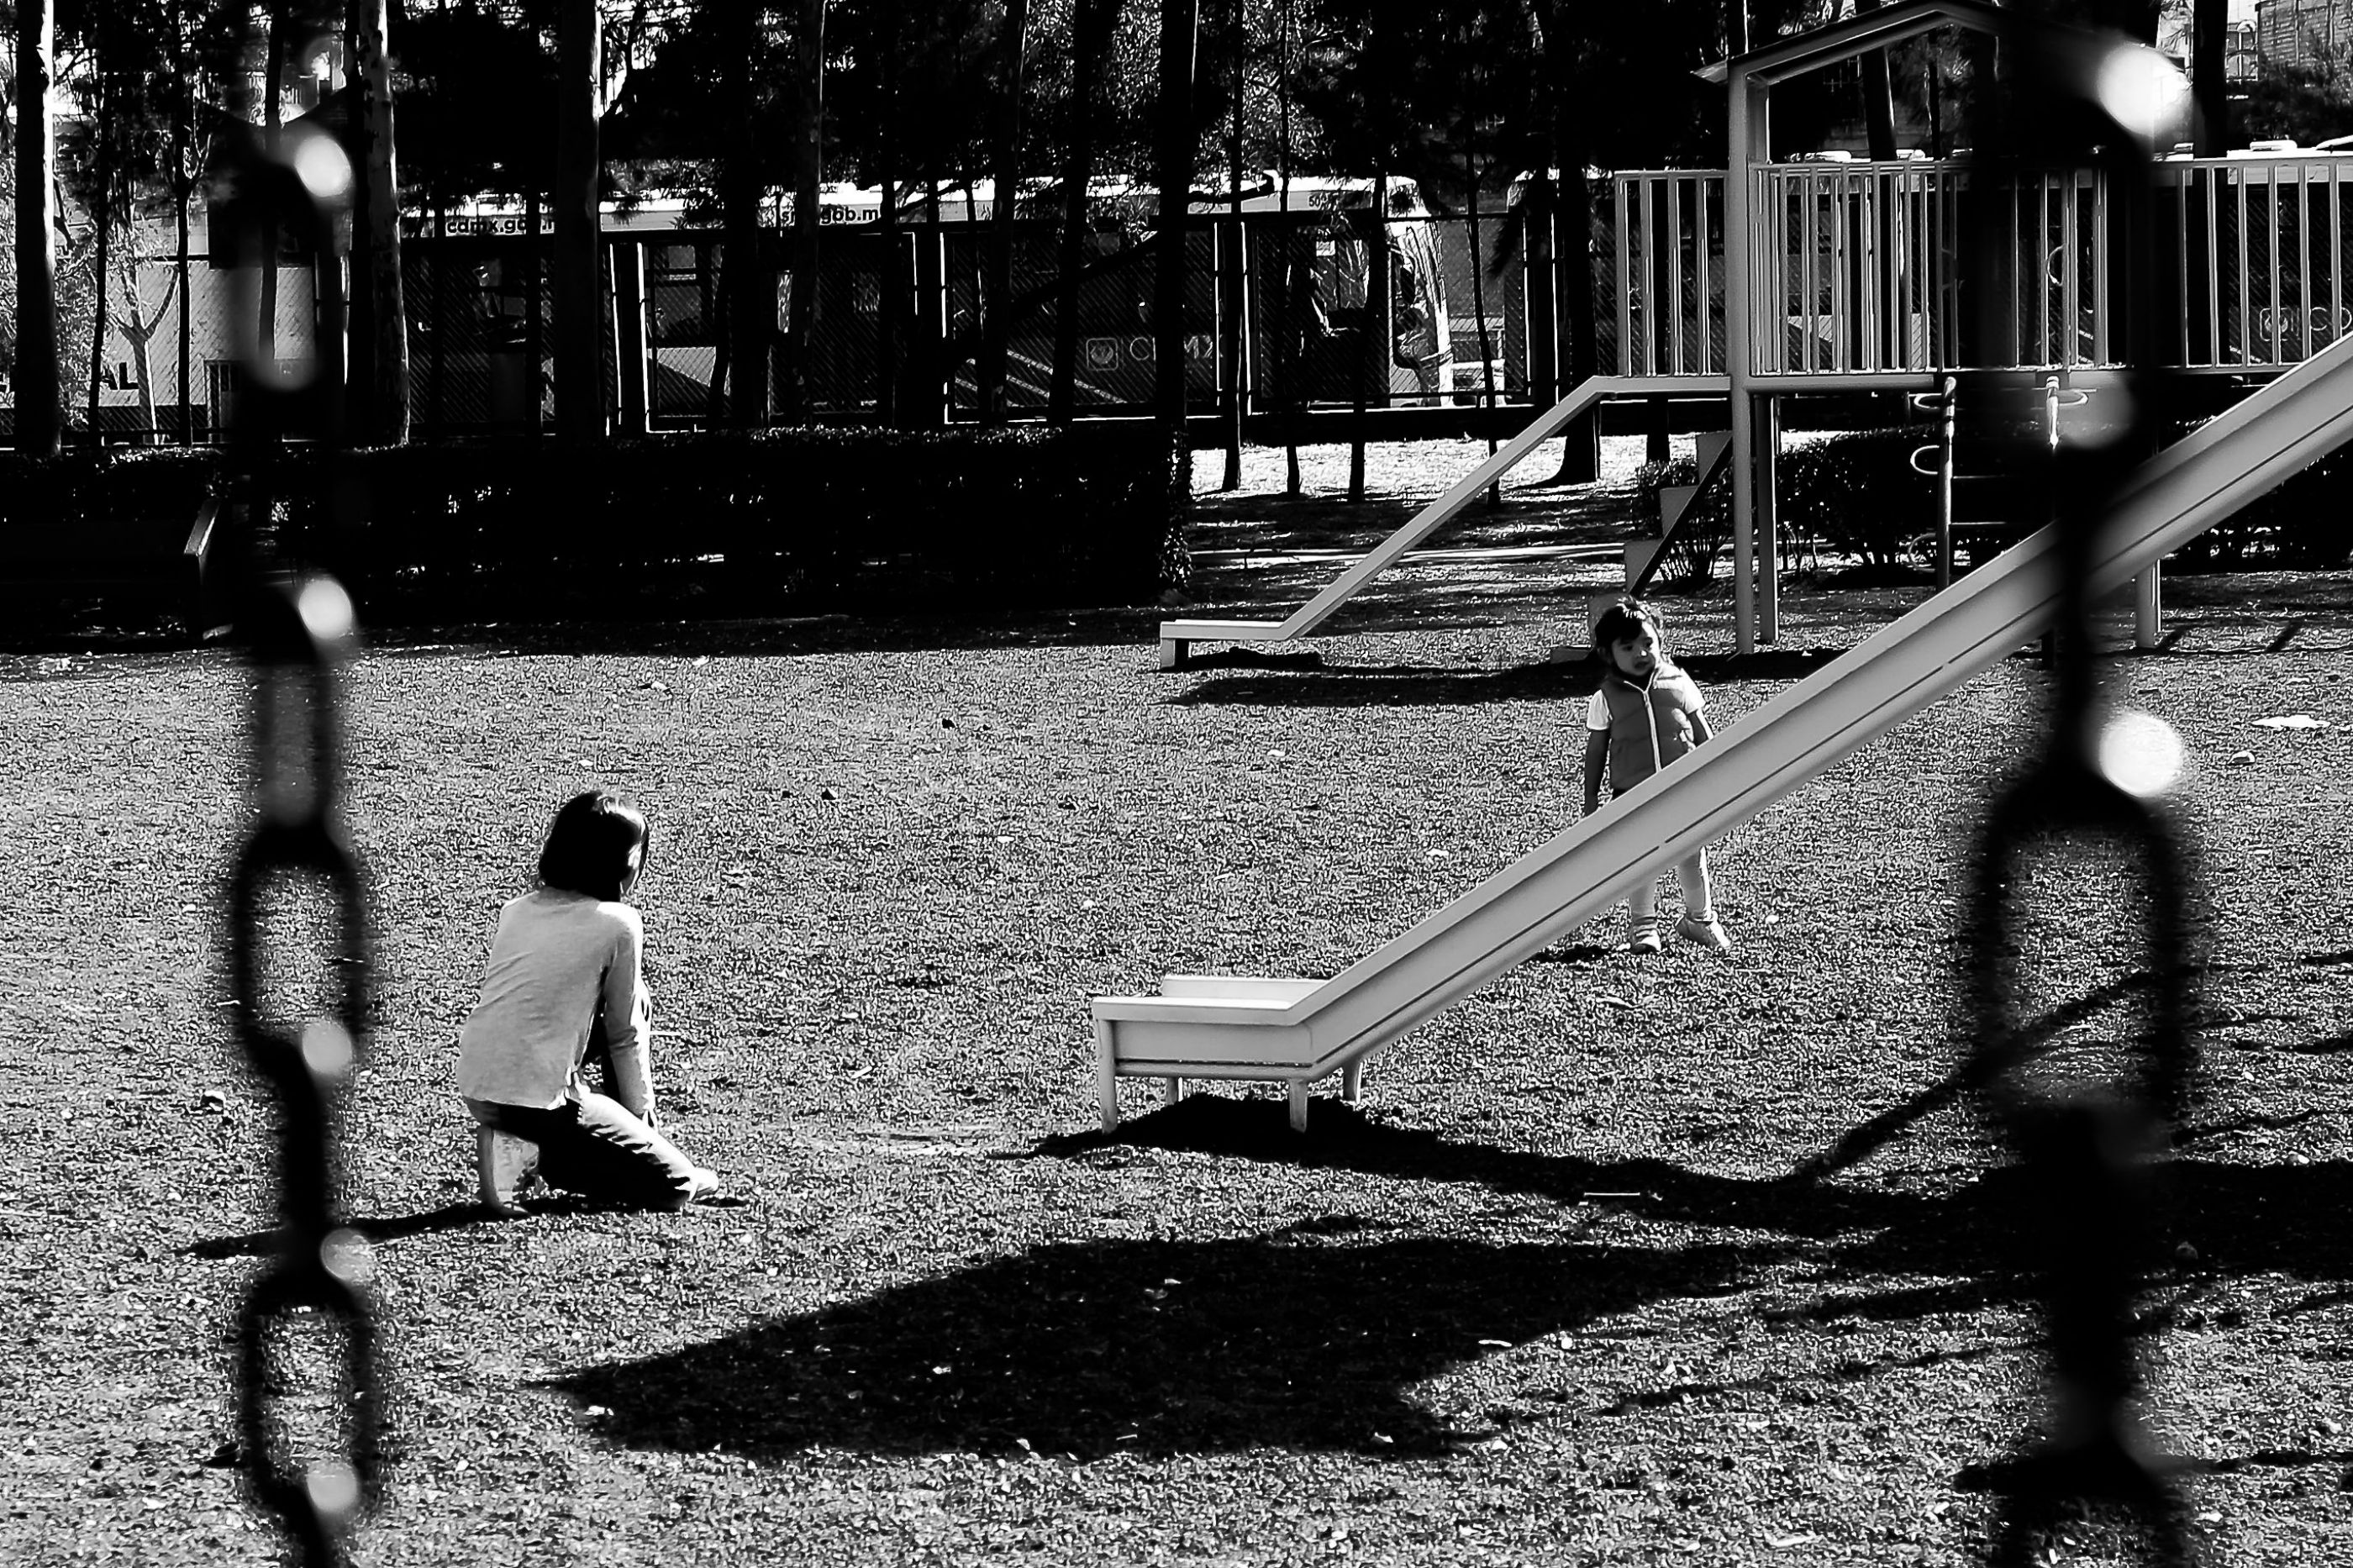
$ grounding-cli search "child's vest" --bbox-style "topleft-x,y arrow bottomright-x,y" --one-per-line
1598,664 -> 1704,792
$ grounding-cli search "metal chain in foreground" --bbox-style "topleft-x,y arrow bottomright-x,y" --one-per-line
227,578 -> 378,1564
216,46 -> 380,1562
1961,23 -> 2204,1565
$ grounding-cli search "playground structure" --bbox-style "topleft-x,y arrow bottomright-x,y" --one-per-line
1103,0 -> 2353,1130
1101,325 -> 2353,1133
1160,0 -> 2353,666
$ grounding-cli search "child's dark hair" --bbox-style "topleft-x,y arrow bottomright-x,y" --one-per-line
1591,595 -> 1663,652
538,790 -> 651,902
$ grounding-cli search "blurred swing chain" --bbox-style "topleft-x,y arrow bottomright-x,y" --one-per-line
1961,25 -> 2201,1565
218,62 -> 380,1567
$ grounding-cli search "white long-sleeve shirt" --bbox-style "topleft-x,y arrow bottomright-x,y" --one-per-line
455,889 -> 656,1117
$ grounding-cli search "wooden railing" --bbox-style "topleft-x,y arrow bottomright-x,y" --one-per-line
2166,157 -> 2353,371
1610,156 -> 2353,382
1613,171 -> 1729,378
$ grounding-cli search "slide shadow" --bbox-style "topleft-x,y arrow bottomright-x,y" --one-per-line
544,1224 -> 1792,1461
1167,645 -> 1843,709
1030,1097 -> 1938,1244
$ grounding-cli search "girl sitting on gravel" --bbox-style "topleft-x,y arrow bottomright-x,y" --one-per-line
456,789 -> 719,1214
1582,596 -> 1733,955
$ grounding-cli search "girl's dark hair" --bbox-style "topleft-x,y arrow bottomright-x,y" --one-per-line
1591,595 -> 1664,651
537,790 -> 651,902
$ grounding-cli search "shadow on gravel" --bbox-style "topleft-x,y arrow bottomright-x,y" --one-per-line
1031,1097 -> 2353,1295
544,1225 -> 1788,1461
184,1201 -> 532,1258
1167,646 -> 1845,708
1169,660 -> 1589,708
1034,1096 -> 1929,1241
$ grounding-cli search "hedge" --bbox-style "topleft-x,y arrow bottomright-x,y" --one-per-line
1634,413 -> 2353,585
1,424 -> 1192,624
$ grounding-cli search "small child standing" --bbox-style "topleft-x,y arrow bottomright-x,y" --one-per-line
456,790 -> 719,1213
1582,597 -> 1733,955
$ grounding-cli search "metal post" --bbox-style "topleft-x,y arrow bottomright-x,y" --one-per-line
1726,73 -> 1757,655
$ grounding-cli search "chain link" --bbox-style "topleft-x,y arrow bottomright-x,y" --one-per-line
1961,22 -> 2202,1567
217,26 -> 380,1560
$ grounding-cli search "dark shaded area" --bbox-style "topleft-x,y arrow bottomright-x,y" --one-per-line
1036,1094 -> 1953,1243
541,1096 -> 2352,1465
545,1224 -> 1787,1461
177,1191 -> 747,1260
184,1202 -> 503,1260
1166,645 -> 1846,708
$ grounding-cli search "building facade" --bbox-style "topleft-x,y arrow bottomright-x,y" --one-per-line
2256,0 -> 2353,72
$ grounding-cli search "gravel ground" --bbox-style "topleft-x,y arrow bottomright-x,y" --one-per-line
3,435 -> 2350,1565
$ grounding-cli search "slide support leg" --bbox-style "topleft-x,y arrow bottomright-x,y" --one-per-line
1341,1059 -> 1364,1103
1287,1084 -> 1310,1133
1096,1023 -> 1120,1133
2135,563 -> 2162,650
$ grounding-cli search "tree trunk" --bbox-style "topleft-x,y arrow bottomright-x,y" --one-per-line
1464,69 -> 1498,508
554,0 -> 603,442
1152,0 -> 1198,429
1048,0 -> 1113,423
1545,0 -> 1598,486
787,0 -> 827,420
88,203 -> 111,451
347,12 -> 379,441
1347,172 -> 1386,503
2192,0 -> 2227,157
259,9 -> 285,366
14,0 -> 61,456
115,266 -> 175,439
1277,0 -> 1300,496
525,188 -> 545,433
981,0 -> 1028,424
876,0 -> 899,423
355,0 -> 410,444
724,0 -> 769,428
1218,0 -> 1245,490
173,0 -> 193,445
1856,0 -> 1898,160
86,39 -> 116,452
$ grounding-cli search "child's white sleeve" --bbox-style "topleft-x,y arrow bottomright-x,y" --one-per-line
1584,692 -> 1610,731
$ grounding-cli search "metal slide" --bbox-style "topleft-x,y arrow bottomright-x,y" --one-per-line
1097,335 -> 2353,1131
1156,372 -> 1714,670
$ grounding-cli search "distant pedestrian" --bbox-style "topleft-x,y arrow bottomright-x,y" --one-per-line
1582,597 -> 1733,955
456,790 -> 719,1213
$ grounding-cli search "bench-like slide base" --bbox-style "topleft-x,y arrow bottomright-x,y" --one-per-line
1096,976 -> 1366,1132
1158,619 -> 1287,671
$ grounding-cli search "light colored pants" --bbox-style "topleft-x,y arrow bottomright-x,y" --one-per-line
465,1093 -> 703,1211
1629,849 -> 1713,929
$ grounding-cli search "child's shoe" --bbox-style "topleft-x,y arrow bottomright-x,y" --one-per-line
1676,911 -> 1733,952
476,1127 -> 542,1215
1627,918 -> 1663,955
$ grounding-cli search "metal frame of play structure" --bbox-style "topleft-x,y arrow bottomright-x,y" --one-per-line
1159,0 -> 2350,671
1108,0 -> 2353,1131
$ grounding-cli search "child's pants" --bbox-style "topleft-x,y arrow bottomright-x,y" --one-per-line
466,1092 -> 703,1209
1629,849 -> 1713,928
